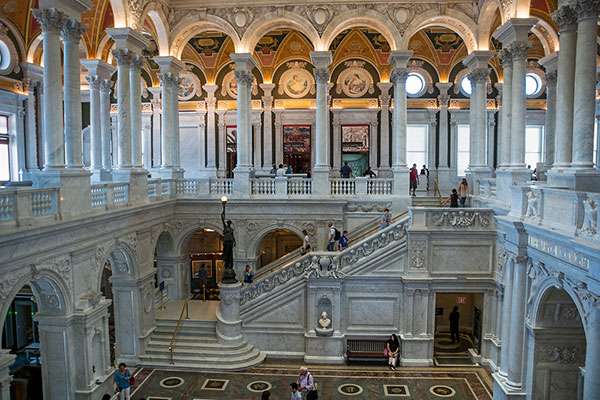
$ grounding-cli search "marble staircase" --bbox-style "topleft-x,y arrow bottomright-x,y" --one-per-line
139,306 -> 265,371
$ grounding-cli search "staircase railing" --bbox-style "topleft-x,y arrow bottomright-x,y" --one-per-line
168,297 -> 190,364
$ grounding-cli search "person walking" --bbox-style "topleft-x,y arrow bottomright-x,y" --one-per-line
458,179 -> 469,207
449,306 -> 460,344
243,265 -> 254,284
338,230 -> 350,251
114,363 -> 132,400
301,229 -> 311,254
380,208 -> 392,230
363,165 -> 377,178
326,221 -> 338,252
409,164 -> 419,196
340,161 -> 353,178
297,366 -> 315,399
447,189 -> 459,208
420,164 -> 430,191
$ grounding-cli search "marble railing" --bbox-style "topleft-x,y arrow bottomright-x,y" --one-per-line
409,207 -> 496,231
90,183 -> 129,208
239,215 -> 410,307
330,178 -> 355,195
0,187 -> 59,225
210,178 -> 233,195
251,178 -> 275,195
287,178 -> 313,195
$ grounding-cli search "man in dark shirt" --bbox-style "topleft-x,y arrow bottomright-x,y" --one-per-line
449,306 -> 460,344
340,161 -> 353,178
409,164 -> 419,196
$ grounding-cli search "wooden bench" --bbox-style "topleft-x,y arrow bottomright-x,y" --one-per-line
346,338 -> 394,364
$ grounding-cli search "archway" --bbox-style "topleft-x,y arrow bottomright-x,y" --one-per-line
256,229 -> 303,269
529,286 -> 586,399
184,228 -> 225,300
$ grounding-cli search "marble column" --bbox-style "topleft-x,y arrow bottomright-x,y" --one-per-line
32,8 -> 65,171
389,51 -> 412,194
332,110 -> 342,176
130,55 -> 144,170
99,79 -> 114,176
148,87 -> 161,169
142,111 -> 152,170
583,303 -> 600,399
498,257 -> 514,377
253,119 -> 262,170
436,83 -> 452,191
498,50 -> 513,168
153,56 -> 184,178
82,59 -> 116,181
551,6 -> 577,172
274,110 -> 283,167
217,110 -> 227,177
21,62 -> 43,174
62,19 -> 86,170
539,52 -> 558,180
377,82 -> 392,176
310,51 -> 332,194
509,43 -> 531,168
506,255 -> 527,389
369,112 -> 378,171
231,54 -> 254,174
571,0 -> 600,171
487,111 -> 496,169
203,84 -> 218,176
260,83 -> 275,171
111,49 -> 133,170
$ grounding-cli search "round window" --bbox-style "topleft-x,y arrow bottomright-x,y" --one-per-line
460,76 -> 472,96
405,73 -> 425,96
525,73 -> 542,97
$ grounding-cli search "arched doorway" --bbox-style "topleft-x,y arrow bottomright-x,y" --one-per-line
186,228 -> 224,300
530,286 -> 586,399
256,229 -> 303,269
99,263 -> 116,365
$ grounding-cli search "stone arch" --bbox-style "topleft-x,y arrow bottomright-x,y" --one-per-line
139,2 -> 170,56
241,12 -> 321,53
151,225 -> 177,256
109,0 -> 128,28
170,17 -> 242,58
94,242 -> 137,293
25,32 -> 88,66
175,221 -> 224,256
321,12 -> 401,52
530,20 -> 559,56
0,17 -> 26,60
26,33 -> 42,64
249,223 -> 304,261
478,0 -> 503,50
401,11 -> 478,53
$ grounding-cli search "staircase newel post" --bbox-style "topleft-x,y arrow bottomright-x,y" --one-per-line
216,282 -> 243,345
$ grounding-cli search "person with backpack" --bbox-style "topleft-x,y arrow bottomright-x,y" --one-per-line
327,221 -> 340,251
115,362 -> 133,400
298,366 -> 317,399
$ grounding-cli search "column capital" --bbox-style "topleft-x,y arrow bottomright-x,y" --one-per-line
157,72 -> 179,87
575,0 -> 600,21
81,59 -> 116,80
463,50 -> 495,71
545,70 -> 557,86
32,8 -> 66,33
230,52 -> 256,71
310,51 -> 332,69
202,83 -> 218,96
99,79 -> 113,93
498,48 -> 513,66
467,68 -> 491,83
313,68 -> 329,84
147,86 -> 161,99
234,69 -> 255,87
493,18 -> 537,46
435,82 -> 453,95
85,75 -> 102,90
61,18 -> 86,42
508,41 -> 532,61
539,51 -> 559,74
377,81 -> 393,94
390,68 -> 409,84
552,5 -> 578,31
438,93 -> 451,106
21,61 -> 44,82
106,27 -> 149,53
112,48 -> 135,66
37,0 -> 93,20
259,82 -> 275,96
387,50 -> 413,69
129,54 -> 144,71
153,56 -> 185,75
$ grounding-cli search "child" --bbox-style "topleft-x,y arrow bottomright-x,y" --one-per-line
447,188 -> 459,208
338,230 -> 350,251
290,382 -> 302,400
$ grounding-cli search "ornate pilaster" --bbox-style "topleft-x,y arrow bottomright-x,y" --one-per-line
377,82 -> 393,176
260,83 -> 275,171
99,79 -> 114,175
157,72 -> 177,169
233,68 -> 255,170
112,49 -> 134,169
204,84 -> 219,175
129,54 -> 144,169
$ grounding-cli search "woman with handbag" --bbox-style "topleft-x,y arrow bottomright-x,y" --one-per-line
386,334 -> 400,371
114,363 -> 133,400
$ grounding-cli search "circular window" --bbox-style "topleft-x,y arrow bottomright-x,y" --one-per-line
0,40 -> 11,71
525,73 -> 542,97
405,72 -> 425,96
460,76 -> 472,96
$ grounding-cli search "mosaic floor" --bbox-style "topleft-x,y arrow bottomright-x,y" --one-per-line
129,362 -> 493,400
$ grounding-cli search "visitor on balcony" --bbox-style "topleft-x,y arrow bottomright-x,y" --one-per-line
363,165 -> 377,178
301,230 -> 311,255
340,161 -> 353,178
380,208 -> 392,230
386,334 -> 400,371
447,189 -> 459,208
286,164 -> 293,174
458,179 -> 469,207
276,164 -> 286,176
420,164 -> 430,191
270,164 -> 276,174
409,164 -> 419,196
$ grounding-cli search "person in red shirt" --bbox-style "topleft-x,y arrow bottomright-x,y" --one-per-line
409,163 -> 419,196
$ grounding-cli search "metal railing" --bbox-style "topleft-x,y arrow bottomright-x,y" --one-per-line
168,297 -> 190,365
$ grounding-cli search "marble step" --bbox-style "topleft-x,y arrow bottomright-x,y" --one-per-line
149,333 -> 218,342
139,347 -> 264,371
146,343 -> 254,357
146,340 -> 248,352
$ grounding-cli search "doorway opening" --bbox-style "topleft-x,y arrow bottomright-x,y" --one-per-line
187,228 -> 224,300
256,229 -> 303,269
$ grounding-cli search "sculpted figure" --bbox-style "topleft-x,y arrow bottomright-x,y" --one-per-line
318,311 -> 331,330
580,198 -> 598,236
526,191 -> 538,218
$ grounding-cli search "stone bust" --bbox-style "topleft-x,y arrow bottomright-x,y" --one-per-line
317,311 -> 332,330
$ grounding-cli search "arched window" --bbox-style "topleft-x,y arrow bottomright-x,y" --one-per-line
405,72 -> 425,97
525,73 -> 543,97
460,76 -> 472,96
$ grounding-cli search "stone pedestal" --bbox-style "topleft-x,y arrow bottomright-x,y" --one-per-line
217,282 -> 243,345
312,168 -> 330,196
399,336 -> 434,366
113,169 -> 148,204
547,168 -> 600,192
305,334 -> 345,364
392,167 -> 409,196
494,169 -> 531,210
33,170 -> 91,216
0,349 -> 15,400
466,167 -> 492,203
233,168 -> 252,198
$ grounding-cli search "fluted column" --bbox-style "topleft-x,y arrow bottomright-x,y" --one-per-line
260,83 -> 275,170
112,49 -> 133,169
552,7 -> 578,170
509,42 -> 530,168
369,112 -> 378,171
204,84 -> 218,175
86,76 -> 102,172
274,110 -> 283,167
170,75 -> 182,170
571,0 -> 600,169
539,52 -> 558,179
506,255 -> 527,388
498,257 -> 514,378
157,72 -> 174,169
253,119 -> 262,169
436,83 -> 451,169
130,55 -> 144,169
148,87 -> 161,169
62,19 -> 86,170
99,80 -> 113,174
32,9 -> 65,170
234,69 -> 253,169
332,110 -> 342,174
498,50 -> 513,168
377,82 -> 392,176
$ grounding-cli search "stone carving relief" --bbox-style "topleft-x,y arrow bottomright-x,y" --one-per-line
212,7 -> 258,36
305,255 -> 345,279
538,345 -> 579,364
34,254 -> 72,288
128,0 -> 149,30
526,191 -> 539,219
579,198 -> 597,236
0,267 -> 30,305
143,282 -> 153,313
496,249 -> 508,273
365,3 -> 436,34
344,202 -> 391,213
409,240 -> 426,269
116,233 -> 138,261
0,22 -> 21,76
432,210 -> 491,228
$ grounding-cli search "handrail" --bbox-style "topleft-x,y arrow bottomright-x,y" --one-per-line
168,297 -> 190,364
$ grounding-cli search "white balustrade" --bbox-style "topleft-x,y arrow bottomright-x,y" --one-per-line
177,179 -> 199,195
113,184 -> 128,204
330,178 -> 356,195
161,181 -> 170,195
31,189 -> 58,216
0,192 -> 14,221
210,178 -> 233,195
251,178 -> 275,195
367,179 -> 393,195
148,180 -> 158,197
288,178 -> 313,195
90,185 -> 107,207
